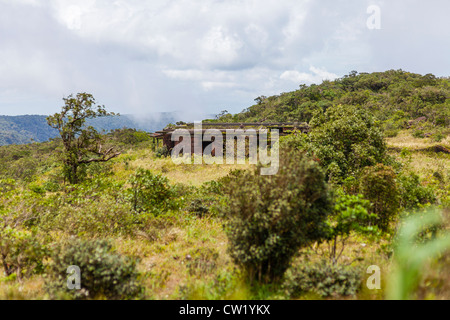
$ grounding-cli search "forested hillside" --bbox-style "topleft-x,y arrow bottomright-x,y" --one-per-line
214,70 -> 449,138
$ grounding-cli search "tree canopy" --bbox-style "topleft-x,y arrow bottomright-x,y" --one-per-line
47,93 -> 121,184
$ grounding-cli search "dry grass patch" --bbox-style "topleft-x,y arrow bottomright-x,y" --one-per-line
386,131 -> 450,150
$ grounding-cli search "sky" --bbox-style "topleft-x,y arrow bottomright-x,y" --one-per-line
0,0 -> 449,118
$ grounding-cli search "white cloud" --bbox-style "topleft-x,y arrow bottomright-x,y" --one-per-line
200,26 -> 244,69
280,67 -> 339,84
0,0 -> 449,116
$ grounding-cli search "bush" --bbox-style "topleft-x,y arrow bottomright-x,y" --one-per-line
46,239 -> 143,300
283,261 -> 362,298
412,130 -> 425,139
279,133 -> 308,152
221,151 -> 332,282
398,173 -> 436,209
359,164 -> 400,231
155,146 -> 171,158
326,190 -> 377,263
187,198 -> 210,217
109,128 -> 151,146
125,168 -> 177,213
0,179 -> 16,193
0,227 -> 48,280
28,183 -> 46,195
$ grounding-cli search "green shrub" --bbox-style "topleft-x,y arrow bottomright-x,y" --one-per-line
283,261 -> 362,298
109,128 -> 151,146
0,227 -> 48,280
279,133 -> 308,152
125,168 -> 177,213
412,130 -> 425,139
326,190 -> 377,263
187,198 -> 210,217
342,176 -> 359,195
398,173 -> 436,209
28,183 -> 46,195
359,164 -> 400,231
43,180 -> 61,192
46,239 -> 143,300
0,179 -> 16,193
221,151 -> 332,282
432,132 -> 445,142
155,146 -> 171,158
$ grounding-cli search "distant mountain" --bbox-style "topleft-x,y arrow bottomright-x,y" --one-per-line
0,113 -> 181,146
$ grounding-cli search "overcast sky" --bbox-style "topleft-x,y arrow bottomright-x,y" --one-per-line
0,0 -> 449,118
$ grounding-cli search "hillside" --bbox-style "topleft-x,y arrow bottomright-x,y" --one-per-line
213,70 -> 449,138
0,113 -> 179,146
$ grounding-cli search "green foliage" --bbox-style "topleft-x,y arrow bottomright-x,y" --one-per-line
46,239 -> 143,300
359,164 -> 400,231
279,132 -> 308,152
125,168 -> 177,214
155,146 -> 171,158
42,180 -> 61,193
217,70 -> 449,133
221,151 -> 332,282
0,179 -> 16,193
326,190 -> 378,263
108,128 -> 152,146
360,166 -> 399,228
28,182 -> 46,195
398,173 -> 436,209
0,227 -> 48,280
308,104 -> 387,181
387,209 -> 450,300
47,93 -> 121,184
184,181 -> 225,218
187,198 -> 210,217
283,261 -> 362,298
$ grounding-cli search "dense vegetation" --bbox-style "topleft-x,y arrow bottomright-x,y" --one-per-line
213,70 -> 449,139
0,71 -> 449,301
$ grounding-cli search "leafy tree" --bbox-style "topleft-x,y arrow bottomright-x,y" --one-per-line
47,93 -> 121,184
359,164 -> 400,231
325,191 -> 378,264
308,104 -> 387,181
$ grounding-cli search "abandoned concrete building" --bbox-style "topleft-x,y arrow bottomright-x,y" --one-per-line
151,122 -> 310,154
